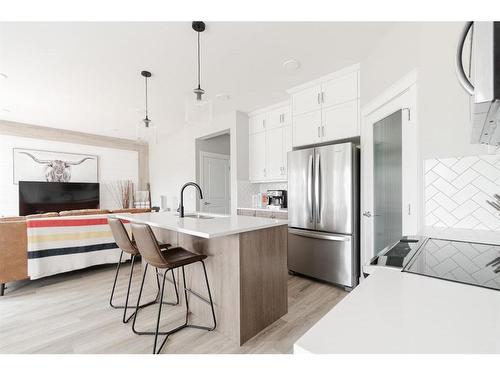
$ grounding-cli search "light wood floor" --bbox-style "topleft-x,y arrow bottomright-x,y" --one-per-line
0,262 -> 347,354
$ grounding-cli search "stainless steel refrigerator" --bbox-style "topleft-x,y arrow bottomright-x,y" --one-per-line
287,142 -> 359,289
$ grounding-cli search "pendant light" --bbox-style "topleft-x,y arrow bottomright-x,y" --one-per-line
137,70 -> 157,143
185,21 -> 212,126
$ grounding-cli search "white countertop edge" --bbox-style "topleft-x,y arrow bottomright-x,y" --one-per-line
237,207 -> 288,212
110,213 -> 288,239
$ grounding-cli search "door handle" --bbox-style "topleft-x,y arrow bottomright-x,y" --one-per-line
315,152 -> 321,224
288,228 -> 350,242
307,154 -> 314,223
362,211 -> 372,218
203,202 -> 211,205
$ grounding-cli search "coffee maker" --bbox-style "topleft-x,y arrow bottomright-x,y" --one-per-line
267,190 -> 287,209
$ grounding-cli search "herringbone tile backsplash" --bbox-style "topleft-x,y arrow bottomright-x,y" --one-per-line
424,154 -> 500,231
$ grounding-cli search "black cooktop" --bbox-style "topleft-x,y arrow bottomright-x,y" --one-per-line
403,238 -> 500,292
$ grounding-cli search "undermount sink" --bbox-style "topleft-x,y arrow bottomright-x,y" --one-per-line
182,213 -> 215,219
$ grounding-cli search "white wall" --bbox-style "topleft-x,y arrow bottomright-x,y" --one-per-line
149,111 -> 249,214
361,22 -> 494,159
0,134 -> 139,216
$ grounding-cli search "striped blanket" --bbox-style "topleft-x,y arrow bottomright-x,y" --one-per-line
26,215 -> 126,280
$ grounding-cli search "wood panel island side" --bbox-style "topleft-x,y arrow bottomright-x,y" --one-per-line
112,212 -> 288,345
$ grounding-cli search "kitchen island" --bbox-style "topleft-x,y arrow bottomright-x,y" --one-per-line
112,211 -> 288,345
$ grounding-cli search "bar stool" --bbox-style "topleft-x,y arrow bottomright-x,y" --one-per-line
107,217 -> 179,323
130,222 -> 217,354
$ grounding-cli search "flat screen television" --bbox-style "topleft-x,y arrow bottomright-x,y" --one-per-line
19,181 -> 100,216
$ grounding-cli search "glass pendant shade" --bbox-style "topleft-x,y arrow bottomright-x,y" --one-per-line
136,117 -> 158,144
185,92 -> 213,126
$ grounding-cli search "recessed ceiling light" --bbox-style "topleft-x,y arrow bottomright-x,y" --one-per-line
0,73 -> 8,79
215,93 -> 231,101
282,59 -> 301,71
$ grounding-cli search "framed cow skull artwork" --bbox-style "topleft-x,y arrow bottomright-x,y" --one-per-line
13,148 -> 98,184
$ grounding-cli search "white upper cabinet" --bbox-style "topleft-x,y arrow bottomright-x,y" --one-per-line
267,105 -> 291,130
266,127 -> 284,180
248,101 -> 291,183
292,84 -> 322,116
321,71 -> 358,108
283,125 -> 292,175
287,64 -> 360,147
249,131 -> 267,181
249,113 -> 266,134
292,110 -> 322,147
323,100 -> 359,141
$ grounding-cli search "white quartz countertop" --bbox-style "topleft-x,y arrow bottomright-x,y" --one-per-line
294,268 -> 500,354
111,211 -> 288,239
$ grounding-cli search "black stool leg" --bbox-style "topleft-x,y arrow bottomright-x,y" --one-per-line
141,262 -> 218,354
109,251 -> 124,308
122,254 -> 137,323
153,269 -> 169,354
132,265 -> 178,335
0,283 -> 5,296
201,260 -> 217,331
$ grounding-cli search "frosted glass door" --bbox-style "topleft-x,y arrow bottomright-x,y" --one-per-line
373,110 -> 402,255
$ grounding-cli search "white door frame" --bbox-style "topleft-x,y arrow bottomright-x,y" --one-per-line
360,70 -> 421,272
198,151 -> 230,213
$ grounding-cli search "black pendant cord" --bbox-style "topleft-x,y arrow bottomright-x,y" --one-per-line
145,75 -> 149,119
197,31 -> 201,90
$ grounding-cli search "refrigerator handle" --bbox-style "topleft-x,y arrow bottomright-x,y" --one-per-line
307,153 -> 314,223
315,151 -> 321,223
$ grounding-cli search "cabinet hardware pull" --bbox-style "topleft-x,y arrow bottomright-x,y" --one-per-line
321,92 -> 325,103
322,126 -> 325,137
317,93 -> 320,104
263,119 -> 266,128
317,126 -> 320,137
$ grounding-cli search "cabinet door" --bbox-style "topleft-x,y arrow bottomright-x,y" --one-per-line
322,100 -> 359,141
249,131 -> 267,181
249,113 -> 266,134
321,72 -> 358,108
292,85 -> 322,116
292,110 -> 322,147
266,127 -> 285,180
282,125 -> 292,176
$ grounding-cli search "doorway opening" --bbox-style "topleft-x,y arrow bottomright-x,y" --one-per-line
195,131 -> 231,214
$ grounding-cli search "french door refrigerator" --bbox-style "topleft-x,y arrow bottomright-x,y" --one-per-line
287,142 -> 359,289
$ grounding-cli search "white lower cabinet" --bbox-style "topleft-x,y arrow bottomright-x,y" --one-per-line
249,131 -> 267,181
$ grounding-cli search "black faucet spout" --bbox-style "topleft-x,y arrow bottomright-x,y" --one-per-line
179,182 -> 204,218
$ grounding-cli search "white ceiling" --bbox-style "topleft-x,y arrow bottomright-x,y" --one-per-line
0,22 -> 394,140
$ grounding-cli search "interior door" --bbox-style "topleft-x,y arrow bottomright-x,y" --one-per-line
288,148 -> 315,230
315,143 -> 353,234
361,83 -> 418,268
373,110 -> 403,254
199,152 -> 230,214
